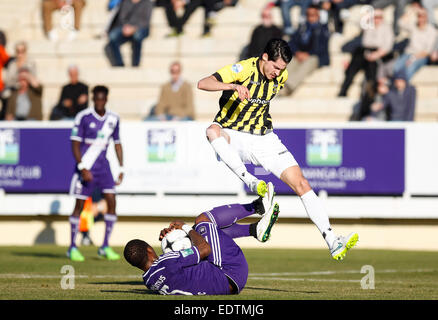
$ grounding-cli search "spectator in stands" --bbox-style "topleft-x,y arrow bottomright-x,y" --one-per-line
42,0 -> 87,41
0,30 -> 10,120
430,34 -> 438,64
106,0 -> 153,67
4,41 -> 37,90
372,0 -> 409,35
145,61 -> 195,121
284,5 -> 330,95
371,70 -> 416,121
422,0 -> 438,27
50,65 -> 89,120
265,0 -> 312,37
322,0 -> 371,35
158,0 -> 238,37
5,68 -> 43,121
338,9 -> 394,97
393,7 -> 437,81
240,7 -> 283,60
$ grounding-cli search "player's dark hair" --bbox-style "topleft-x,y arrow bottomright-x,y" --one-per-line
92,85 -> 109,97
124,239 -> 149,269
263,38 -> 292,63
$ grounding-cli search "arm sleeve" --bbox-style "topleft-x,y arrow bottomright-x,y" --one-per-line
406,87 -> 416,121
213,59 -> 252,84
175,246 -> 201,267
70,114 -> 85,142
185,83 -> 195,119
154,85 -> 167,115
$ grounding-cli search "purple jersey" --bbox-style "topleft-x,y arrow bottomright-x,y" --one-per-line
70,108 -> 120,173
143,222 -> 249,295
69,108 -> 121,199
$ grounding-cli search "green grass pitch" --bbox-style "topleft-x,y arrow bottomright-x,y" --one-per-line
0,246 -> 437,300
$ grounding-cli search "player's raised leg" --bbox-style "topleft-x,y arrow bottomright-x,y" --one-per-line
195,182 -> 278,242
67,198 -> 86,262
280,165 -> 358,260
98,192 -> 120,260
206,123 -> 267,197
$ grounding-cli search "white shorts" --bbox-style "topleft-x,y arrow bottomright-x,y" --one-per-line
223,128 -> 298,178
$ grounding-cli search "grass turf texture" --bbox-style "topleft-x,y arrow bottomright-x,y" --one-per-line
0,246 -> 437,300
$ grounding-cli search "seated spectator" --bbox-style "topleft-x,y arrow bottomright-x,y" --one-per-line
265,0 -> 312,37
429,35 -> 438,64
0,30 -> 10,120
284,5 -> 330,95
371,71 -> 416,121
372,0 -> 409,35
422,0 -> 438,27
158,0 -> 238,37
393,7 -> 437,81
240,8 -> 283,60
5,68 -> 43,121
50,65 -> 89,120
338,9 -> 394,97
323,0 -> 370,34
42,0 -> 86,41
106,0 -> 153,67
145,61 -> 195,121
4,41 -> 37,90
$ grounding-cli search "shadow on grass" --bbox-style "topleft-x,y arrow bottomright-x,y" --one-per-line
101,289 -> 156,295
11,251 -> 66,259
245,286 -> 320,294
89,281 -> 142,286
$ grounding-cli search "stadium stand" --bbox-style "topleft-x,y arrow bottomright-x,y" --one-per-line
0,0 -> 437,122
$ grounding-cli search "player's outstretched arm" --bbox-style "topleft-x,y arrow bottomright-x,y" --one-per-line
197,75 -> 250,100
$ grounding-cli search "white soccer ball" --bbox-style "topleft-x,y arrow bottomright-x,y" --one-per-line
161,229 -> 192,253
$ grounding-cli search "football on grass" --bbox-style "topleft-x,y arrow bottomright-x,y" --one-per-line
161,229 -> 192,253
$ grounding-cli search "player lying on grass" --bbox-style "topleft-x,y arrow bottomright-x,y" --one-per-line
124,184 -> 279,295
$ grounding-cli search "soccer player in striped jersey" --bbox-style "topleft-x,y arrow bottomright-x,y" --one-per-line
124,186 -> 279,295
67,85 -> 124,262
197,39 -> 358,261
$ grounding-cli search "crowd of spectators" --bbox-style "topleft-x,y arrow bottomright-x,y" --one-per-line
1,0 -> 438,123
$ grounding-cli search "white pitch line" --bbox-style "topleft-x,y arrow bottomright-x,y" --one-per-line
249,276 -> 361,283
249,268 -> 436,276
0,269 -> 434,280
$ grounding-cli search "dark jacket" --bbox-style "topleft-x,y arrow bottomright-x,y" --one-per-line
248,25 -> 283,58
107,0 -> 153,32
288,21 -> 330,67
7,85 -> 43,120
383,85 -> 416,121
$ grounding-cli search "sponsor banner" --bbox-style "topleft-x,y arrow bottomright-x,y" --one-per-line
0,123 -> 242,194
112,122 -> 242,194
0,124 -> 405,195
246,128 -> 405,195
0,127 -> 75,192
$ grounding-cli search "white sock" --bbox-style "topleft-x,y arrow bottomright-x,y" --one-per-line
210,137 -> 258,189
300,190 -> 336,249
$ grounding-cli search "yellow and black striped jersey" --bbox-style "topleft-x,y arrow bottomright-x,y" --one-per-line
212,57 -> 288,135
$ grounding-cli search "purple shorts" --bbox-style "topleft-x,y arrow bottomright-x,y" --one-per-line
194,222 -> 249,294
69,164 -> 115,200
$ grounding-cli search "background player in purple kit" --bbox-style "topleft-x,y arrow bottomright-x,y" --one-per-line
124,188 -> 279,295
67,85 -> 124,262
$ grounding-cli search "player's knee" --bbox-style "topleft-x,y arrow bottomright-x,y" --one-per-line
296,178 -> 312,196
206,124 -> 221,142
